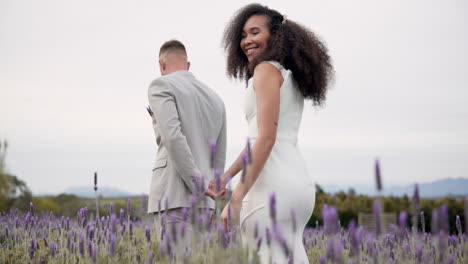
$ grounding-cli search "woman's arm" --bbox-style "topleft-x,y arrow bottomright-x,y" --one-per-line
222,147 -> 246,182
230,62 -> 283,203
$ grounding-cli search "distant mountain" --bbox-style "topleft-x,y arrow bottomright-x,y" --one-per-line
322,178 -> 468,198
62,186 -> 135,198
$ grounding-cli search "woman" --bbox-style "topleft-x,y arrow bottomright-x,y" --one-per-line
219,3 -> 333,263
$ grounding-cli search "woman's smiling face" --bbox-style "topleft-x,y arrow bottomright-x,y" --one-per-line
240,15 -> 271,62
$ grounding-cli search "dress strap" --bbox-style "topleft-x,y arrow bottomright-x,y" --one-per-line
265,61 -> 285,72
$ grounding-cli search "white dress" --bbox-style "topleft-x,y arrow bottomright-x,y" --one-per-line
240,61 -> 316,264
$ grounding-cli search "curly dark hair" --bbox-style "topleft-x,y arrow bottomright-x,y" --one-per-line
223,3 -> 334,105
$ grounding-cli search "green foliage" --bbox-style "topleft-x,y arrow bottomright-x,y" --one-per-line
311,184 -> 466,234
0,139 -> 33,212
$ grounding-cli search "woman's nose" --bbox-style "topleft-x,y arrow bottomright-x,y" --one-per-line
245,35 -> 253,44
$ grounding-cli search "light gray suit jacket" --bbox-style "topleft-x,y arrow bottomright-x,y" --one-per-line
147,71 -> 226,213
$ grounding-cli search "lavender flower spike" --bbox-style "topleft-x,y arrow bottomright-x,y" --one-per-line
241,152 -> 248,183
49,242 -> 57,256
399,211 -> 407,229
30,202 -> 34,216
209,139 -> 216,169
291,208 -> 297,233
455,215 -> 462,235
375,159 -> 382,192
91,243 -> 97,263
145,225 -> 151,242
373,200 -> 381,236
420,211 -> 425,233
269,192 -> 277,224
127,198 -> 131,218
109,202 -> 114,216
94,172 -> 98,191
246,137 -> 252,164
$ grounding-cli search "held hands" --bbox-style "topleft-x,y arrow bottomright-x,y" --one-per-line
205,176 -> 227,200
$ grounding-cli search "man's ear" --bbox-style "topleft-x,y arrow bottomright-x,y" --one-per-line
159,59 -> 166,73
187,61 -> 191,71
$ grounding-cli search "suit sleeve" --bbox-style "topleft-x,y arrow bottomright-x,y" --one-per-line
216,104 -> 227,173
148,78 -> 200,194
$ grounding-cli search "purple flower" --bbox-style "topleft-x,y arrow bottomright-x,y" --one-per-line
246,137 -> 252,164
190,196 -> 197,225
373,200 -> 382,236
121,223 -> 126,236
241,152 -> 248,183
439,204 -> 449,232
319,256 -> 326,264
256,237 -> 263,251
181,221 -> 187,239
269,192 -> 277,224
273,225 -> 290,258
29,238 -> 36,259
88,241 -> 92,257
399,211 -> 408,230
70,241 -> 76,254
210,139 -> 216,169
265,227 -> 272,247
145,225 -> 151,242
120,208 -> 125,225
91,243 -> 97,263
415,244 -> 423,263
147,251 -> 154,264
375,159 -> 382,191
333,239 -> 343,263
170,212 -> 178,244
109,233 -> 116,256
420,211 -> 426,233
322,204 -> 339,235
215,169 -> 221,194
79,231 -> 85,256
109,202 -> 114,216
110,214 -> 118,234
448,254 -> 455,264
455,215 -> 462,235
29,202 -> 34,216
254,221 -> 259,239
42,237 -> 48,247
181,207 -> 188,222
438,231 -> 448,263
126,198 -> 131,218
129,221 -> 134,238
89,226 -> 95,240
348,220 -> 362,257
291,209 -> 297,233
431,209 -> 439,235
412,184 -> 420,229
94,172 -> 98,191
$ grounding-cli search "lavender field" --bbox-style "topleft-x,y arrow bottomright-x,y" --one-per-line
1,191 -> 467,264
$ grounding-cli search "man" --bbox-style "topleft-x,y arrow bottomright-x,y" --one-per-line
147,40 -> 226,257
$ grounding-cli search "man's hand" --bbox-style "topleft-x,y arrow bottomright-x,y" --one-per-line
205,178 -> 227,200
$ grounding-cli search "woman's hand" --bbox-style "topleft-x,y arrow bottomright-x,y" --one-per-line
220,199 -> 242,232
206,177 -> 227,200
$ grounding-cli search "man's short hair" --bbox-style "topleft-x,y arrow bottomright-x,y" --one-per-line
159,40 -> 187,57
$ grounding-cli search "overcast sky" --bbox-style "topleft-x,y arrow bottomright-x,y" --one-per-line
1,0 -> 467,195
